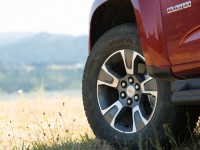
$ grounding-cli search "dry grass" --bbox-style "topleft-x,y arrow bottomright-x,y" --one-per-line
0,91 -> 96,149
0,91 -> 200,149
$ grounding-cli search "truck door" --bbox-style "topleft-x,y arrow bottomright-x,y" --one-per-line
161,1 -> 200,76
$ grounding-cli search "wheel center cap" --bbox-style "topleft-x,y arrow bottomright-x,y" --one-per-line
126,85 -> 135,97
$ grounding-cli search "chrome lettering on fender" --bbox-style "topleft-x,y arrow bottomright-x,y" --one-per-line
167,1 -> 191,14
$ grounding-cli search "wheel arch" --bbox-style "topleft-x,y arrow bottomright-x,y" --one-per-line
89,0 -> 177,81
89,0 -> 136,51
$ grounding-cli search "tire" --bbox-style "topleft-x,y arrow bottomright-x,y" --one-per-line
82,24 -> 198,149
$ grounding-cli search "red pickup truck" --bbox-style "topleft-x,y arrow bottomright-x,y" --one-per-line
82,0 -> 200,148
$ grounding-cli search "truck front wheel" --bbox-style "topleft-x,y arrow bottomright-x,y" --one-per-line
82,24 -> 198,148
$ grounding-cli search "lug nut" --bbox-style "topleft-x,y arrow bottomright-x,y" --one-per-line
121,81 -> 127,88
134,94 -> 139,101
128,77 -> 134,84
120,92 -> 126,99
135,84 -> 140,91
127,98 -> 133,105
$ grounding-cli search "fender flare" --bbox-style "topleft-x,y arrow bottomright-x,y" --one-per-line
89,0 -> 175,79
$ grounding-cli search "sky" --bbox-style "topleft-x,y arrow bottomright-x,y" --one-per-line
0,0 -> 94,36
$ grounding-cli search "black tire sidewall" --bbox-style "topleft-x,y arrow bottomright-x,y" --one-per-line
83,24 -> 188,148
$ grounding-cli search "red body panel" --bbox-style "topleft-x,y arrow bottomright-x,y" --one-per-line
89,0 -> 200,78
161,0 -> 200,76
172,61 -> 200,77
131,0 -> 171,68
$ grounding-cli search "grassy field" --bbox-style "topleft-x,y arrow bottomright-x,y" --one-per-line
0,91 -> 200,150
0,91 -> 98,149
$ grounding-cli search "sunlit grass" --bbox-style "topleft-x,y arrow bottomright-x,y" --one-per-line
0,91 -> 95,149
0,91 -> 200,149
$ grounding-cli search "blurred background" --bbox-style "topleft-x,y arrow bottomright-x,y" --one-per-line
0,0 -> 93,95
0,1 -> 97,148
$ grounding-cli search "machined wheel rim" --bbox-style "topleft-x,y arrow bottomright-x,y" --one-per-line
97,49 -> 158,133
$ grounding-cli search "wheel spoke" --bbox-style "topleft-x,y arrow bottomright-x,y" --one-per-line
101,100 -> 123,127
132,105 -> 148,132
141,76 -> 157,97
148,95 -> 156,109
98,64 -> 119,88
132,108 -> 137,133
120,50 -> 138,75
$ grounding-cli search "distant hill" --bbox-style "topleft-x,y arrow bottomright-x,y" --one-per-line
0,32 -> 34,46
0,32 -> 88,65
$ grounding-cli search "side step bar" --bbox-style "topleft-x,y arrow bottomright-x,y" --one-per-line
171,78 -> 200,105
172,90 -> 200,104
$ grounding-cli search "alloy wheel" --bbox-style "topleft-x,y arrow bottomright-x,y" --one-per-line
97,49 -> 158,133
